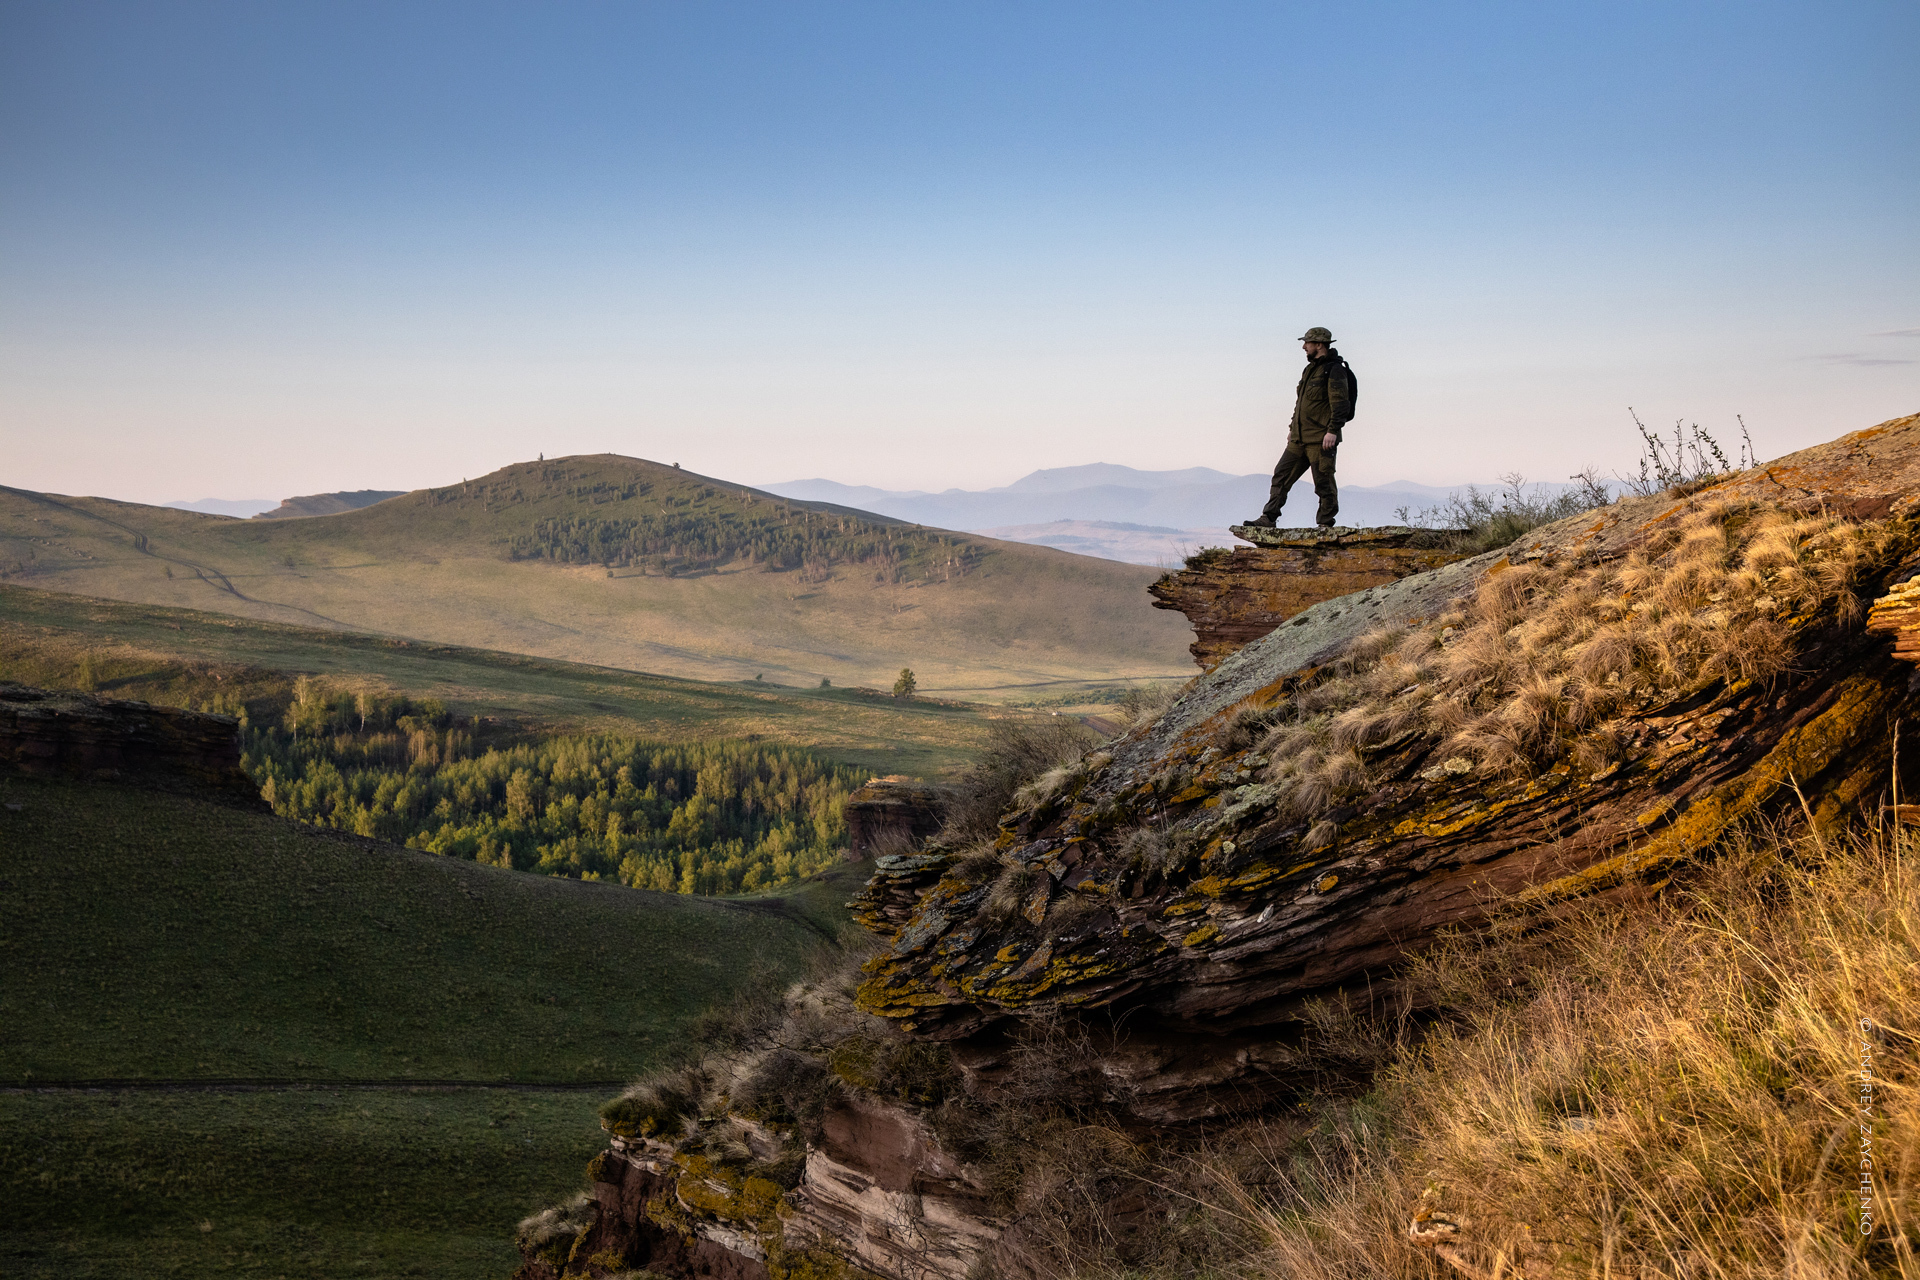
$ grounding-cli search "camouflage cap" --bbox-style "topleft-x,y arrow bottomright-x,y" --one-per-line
1297,326 -> 1335,344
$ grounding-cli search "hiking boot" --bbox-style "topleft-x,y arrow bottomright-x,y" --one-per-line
1242,515 -> 1277,528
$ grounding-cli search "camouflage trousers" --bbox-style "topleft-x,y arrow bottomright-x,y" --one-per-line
1261,440 -> 1338,527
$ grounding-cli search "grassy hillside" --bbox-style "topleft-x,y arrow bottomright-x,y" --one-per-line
2,1089 -> 608,1280
0,771 -> 866,1277
0,584 -> 997,778
0,455 -> 1194,696
0,774 -> 857,1083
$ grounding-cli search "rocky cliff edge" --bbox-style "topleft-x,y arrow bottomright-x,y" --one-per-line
519,412 -> 1920,1280
855,414 -> 1920,1116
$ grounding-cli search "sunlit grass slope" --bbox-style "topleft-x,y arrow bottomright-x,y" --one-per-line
0,583 -> 995,777
0,455 -> 1194,696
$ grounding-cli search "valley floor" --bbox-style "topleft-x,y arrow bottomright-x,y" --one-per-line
2,1088 -> 601,1280
0,773 -> 866,1279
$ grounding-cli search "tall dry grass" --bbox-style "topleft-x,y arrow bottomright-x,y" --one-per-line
1254,502 -> 1884,818
1219,820 -> 1919,1280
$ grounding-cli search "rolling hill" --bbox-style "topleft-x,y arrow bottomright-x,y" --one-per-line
0,455 -> 1194,698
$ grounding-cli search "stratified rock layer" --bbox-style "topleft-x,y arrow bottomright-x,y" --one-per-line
1149,526 -> 1467,669
1869,577 -> 1920,665
531,413 -> 1920,1280
858,413 -> 1920,1121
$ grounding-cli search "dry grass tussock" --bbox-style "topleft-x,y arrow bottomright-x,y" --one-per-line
1256,504 -> 1883,816
1121,680 -> 1187,730
940,717 -> 1103,843
596,946 -> 918,1157
1398,470 -> 1615,556
1194,820 -> 1920,1279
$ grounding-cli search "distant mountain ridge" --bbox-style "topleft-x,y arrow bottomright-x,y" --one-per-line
255,489 -> 406,519
164,497 -> 276,518
164,491 -> 405,520
969,519 -> 1227,566
763,464 -> 1491,549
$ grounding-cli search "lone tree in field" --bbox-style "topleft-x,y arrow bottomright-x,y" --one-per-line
892,668 -> 917,699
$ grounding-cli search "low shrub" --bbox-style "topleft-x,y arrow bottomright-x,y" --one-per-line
514,1192 -> 596,1267
1398,470 -> 1613,555
1118,681 -> 1184,730
826,1035 -> 959,1107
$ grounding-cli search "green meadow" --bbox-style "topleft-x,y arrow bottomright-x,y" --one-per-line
0,1089 -> 608,1280
0,772 -> 867,1277
0,579 -> 991,1274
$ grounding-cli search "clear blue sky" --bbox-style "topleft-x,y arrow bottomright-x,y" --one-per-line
4,0 -> 1916,502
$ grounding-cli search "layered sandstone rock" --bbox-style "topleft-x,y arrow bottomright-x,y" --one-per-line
0,681 -> 253,798
857,414 -> 1920,1114
1149,526 -> 1468,669
513,1046 -> 1005,1280
785,1094 -> 1002,1279
527,413 -> 1920,1280
1869,576 -> 1920,666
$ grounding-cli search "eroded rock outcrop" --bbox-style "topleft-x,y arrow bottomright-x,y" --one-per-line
857,414 -> 1920,1118
1869,576 -> 1920,668
513,972 -> 1009,1280
1149,526 -> 1468,669
524,413 -> 1920,1280
0,681 -> 253,798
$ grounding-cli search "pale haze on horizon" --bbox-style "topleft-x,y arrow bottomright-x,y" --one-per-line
2,1 -> 1916,508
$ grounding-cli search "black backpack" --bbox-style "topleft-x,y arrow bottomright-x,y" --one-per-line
1334,357 -> 1358,417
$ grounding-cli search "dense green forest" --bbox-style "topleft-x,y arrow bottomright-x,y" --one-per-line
238,678 -> 861,894
498,477 -> 980,581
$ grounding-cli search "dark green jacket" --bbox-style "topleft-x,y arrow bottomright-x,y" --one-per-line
1288,349 -> 1354,444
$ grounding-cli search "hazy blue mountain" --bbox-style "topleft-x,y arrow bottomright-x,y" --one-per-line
997,463 -> 1244,494
763,465 -> 1487,536
164,497 -> 277,518
254,490 -> 407,519
969,519 -> 1227,566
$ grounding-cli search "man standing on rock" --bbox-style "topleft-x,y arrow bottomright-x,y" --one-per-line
1245,327 -> 1353,529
